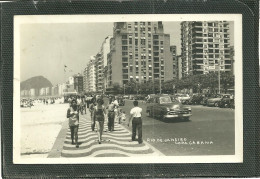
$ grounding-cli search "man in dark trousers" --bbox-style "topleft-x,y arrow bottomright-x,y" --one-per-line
127,100 -> 143,144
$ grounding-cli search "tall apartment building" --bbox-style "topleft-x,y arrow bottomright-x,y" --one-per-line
107,21 -> 173,90
95,36 -> 112,93
74,74 -> 84,94
230,46 -> 234,75
170,45 -> 178,79
84,56 -> 96,93
181,21 -> 232,76
177,55 -> 183,79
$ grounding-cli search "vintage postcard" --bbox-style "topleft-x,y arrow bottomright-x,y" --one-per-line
13,14 -> 243,164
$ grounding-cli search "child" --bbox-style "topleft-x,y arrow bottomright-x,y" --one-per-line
118,108 -> 126,124
121,111 -> 126,122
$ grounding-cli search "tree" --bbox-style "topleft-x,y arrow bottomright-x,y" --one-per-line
112,83 -> 123,94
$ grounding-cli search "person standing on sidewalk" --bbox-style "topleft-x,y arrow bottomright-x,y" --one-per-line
67,99 -> 79,148
107,97 -> 115,132
128,100 -> 143,144
89,97 -> 96,132
93,98 -> 107,144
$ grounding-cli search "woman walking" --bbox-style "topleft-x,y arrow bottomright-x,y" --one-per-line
89,97 -> 96,132
67,99 -> 80,148
107,97 -> 115,132
93,98 -> 107,144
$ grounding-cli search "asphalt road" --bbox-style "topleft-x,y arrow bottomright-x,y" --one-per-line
116,99 -> 235,156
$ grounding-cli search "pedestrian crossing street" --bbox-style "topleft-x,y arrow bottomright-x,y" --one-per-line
61,114 -> 161,157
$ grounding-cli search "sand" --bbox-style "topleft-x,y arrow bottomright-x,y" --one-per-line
20,103 -> 69,158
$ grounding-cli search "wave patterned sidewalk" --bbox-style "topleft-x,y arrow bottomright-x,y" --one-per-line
61,114 -> 162,157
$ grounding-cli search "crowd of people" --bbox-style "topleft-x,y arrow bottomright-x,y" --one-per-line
67,95 -> 143,148
20,97 -> 65,108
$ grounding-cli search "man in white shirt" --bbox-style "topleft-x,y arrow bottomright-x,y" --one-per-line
128,100 -> 143,144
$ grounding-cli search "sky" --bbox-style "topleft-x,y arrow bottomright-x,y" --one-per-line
20,21 -> 234,86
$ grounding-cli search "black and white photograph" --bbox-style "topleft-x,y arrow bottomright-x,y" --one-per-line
13,14 -> 243,164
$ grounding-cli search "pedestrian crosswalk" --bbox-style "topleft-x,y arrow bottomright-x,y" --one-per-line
61,114 -> 162,157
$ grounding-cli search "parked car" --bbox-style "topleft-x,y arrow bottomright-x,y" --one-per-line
188,94 -> 204,105
123,95 -> 129,99
207,94 -> 231,107
218,94 -> 233,108
177,94 -> 191,104
146,95 -> 192,121
129,95 -> 135,100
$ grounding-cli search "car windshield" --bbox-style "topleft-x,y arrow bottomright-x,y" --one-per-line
160,97 -> 172,104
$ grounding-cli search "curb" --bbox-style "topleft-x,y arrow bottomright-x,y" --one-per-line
47,118 -> 69,158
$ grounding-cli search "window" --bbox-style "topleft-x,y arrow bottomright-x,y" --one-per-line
129,38 -> 132,45
122,57 -> 128,62
141,39 -> 146,45
160,41 -> 164,45
148,22 -> 151,25
208,39 -> 213,42
122,35 -> 127,39
122,40 -> 128,45
122,46 -> 128,50
135,39 -> 138,46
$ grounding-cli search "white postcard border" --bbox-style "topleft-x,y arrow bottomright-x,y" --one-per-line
13,14 -> 243,164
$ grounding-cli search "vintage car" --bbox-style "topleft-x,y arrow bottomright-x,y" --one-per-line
218,94 -> 233,108
177,94 -> 191,104
207,94 -> 231,107
146,95 -> 192,121
188,94 -> 204,105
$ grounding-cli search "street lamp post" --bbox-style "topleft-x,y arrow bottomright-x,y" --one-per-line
123,84 -> 125,95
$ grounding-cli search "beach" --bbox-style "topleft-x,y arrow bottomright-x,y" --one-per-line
20,103 -> 69,158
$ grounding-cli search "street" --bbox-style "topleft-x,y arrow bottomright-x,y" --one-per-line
120,99 -> 235,156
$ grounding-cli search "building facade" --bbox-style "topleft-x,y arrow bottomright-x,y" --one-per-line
74,74 -> 84,94
170,45 -> 178,79
177,55 -> 183,79
230,46 -> 234,75
181,21 -> 232,76
106,21 -> 173,91
84,56 -> 96,93
40,87 -> 46,96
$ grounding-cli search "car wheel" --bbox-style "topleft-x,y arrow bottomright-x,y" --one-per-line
214,102 -> 219,107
